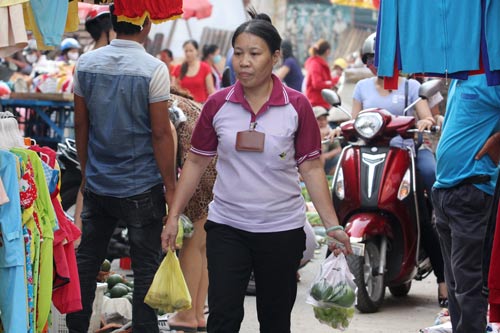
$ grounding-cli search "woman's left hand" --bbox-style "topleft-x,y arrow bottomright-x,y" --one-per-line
416,118 -> 434,131
327,229 -> 353,256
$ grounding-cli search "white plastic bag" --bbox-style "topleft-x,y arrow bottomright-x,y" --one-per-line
306,253 -> 356,330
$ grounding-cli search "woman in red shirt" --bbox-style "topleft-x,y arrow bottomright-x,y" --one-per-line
304,39 -> 336,110
172,40 -> 215,103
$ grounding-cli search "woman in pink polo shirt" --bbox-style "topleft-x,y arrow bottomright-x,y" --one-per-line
162,9 -> 352,333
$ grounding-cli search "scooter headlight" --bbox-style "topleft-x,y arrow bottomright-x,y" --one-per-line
354,112 -> 384,140
398,168 -> 412,200
334,167 -> 345,200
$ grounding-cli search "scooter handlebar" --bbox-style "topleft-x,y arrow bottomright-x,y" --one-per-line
407,125 -> 440,134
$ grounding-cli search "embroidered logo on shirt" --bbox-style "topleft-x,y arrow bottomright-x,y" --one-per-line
279,152 -> 287,160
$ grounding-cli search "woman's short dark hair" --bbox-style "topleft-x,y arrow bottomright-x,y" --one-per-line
202,44 -> 219,61
110,4 -> 142,35
161,48 -> 173,59
85,14 -> 112,42
281,40 -> 294,59
231,9 -> 281,54
180,40 -> 199,80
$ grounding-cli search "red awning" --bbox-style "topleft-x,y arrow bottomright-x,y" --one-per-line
182,0 -> 213,20
113,0 -> 183,25
77,2 -> 94,23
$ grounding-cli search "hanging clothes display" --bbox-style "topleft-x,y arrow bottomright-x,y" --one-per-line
0,112 -> 81,333
0,178 -> 9,205
375,0 -> 500,88
17,0 -> 78,51
0,0 -> 77,55
0,149 -> 28,333
0,3 -> 28,58
30,145 -> 82,314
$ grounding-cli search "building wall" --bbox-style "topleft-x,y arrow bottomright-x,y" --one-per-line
253,0 -> 377,65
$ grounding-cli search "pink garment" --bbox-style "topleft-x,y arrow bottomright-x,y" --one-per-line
0,177 -> 9,205
0,4 -> 28,57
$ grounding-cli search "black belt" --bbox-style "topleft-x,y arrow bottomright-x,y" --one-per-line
458,174 -> 491,186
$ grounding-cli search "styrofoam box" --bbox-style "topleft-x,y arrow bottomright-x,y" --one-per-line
50,282 -> 107,333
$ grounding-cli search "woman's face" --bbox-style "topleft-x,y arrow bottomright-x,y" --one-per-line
183,42 -> 198,62
211,49 -> 221,64
365,55 -> 377,76
232,32 -> 279,89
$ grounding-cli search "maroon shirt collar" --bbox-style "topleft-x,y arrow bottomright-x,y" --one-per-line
226,74 -> 289,107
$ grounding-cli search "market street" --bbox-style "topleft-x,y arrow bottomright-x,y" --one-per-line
240,247 -> 440,333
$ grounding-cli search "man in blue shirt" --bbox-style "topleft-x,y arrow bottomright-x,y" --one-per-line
66,5 -> 176,333
433,73 -> 500,333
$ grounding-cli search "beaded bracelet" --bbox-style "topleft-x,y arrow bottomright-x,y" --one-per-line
325,225 -> 344,233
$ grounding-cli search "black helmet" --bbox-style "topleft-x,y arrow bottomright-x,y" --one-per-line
361,33 -> 376,64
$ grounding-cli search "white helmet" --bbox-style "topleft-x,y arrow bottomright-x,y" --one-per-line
60,38 -> 81,52
361,33 -> 376,64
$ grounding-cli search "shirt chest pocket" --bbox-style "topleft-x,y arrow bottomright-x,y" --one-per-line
265,134 -> 295,170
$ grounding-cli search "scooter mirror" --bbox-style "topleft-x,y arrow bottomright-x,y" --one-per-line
418,79 -> 443,100
321,89 -> 341,107
221,67 -> 232,88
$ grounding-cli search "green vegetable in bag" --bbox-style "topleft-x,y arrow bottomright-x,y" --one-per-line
310,279 -> 355,308
313,306 -> 355,330
179,214 -> 194,238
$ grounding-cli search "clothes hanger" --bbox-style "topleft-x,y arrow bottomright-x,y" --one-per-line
0,111 -> 25,149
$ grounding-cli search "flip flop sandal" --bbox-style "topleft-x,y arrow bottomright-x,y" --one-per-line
166,324 -> 197,333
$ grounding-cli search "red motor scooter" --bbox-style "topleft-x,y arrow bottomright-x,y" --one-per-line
322,79 -> 442,313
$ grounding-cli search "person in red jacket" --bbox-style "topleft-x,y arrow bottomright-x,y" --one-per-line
304,39 -> 336,110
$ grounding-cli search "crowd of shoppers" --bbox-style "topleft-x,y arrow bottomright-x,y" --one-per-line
5,3 -> 494,333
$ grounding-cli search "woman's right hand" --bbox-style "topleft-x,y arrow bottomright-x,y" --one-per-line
416,118 -> 435,131
161,214 -> 179,252
326,126 -> 342,142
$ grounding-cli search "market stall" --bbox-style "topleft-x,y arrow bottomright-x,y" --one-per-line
0,92 -> 74,148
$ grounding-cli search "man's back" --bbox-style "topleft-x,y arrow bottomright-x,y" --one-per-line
74,39 -> 170,197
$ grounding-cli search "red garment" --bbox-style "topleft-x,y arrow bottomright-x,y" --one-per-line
173,61 -> 212,103
19,160 -> 37,209
383,58 -> 399,90
29,145 -> 56,167
52,197 -> 72,290
489,201 -> 500,322
51,192 -> 82,313
113,0 -> 183,24
304,56 -> 335,109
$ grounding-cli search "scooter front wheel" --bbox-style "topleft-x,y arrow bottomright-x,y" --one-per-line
388,281 -> 412,297
347,240 -> 385,313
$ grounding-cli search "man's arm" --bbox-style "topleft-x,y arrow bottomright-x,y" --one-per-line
150,100 -> 177,206
74,94 -> 89,185
476,132 -> 500,165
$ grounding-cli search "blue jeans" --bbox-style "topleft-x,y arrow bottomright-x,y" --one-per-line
66,184 -> 165,333
416,147 -> 436,197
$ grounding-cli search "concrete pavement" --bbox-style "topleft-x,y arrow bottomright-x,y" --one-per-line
240,247 -> 442,333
